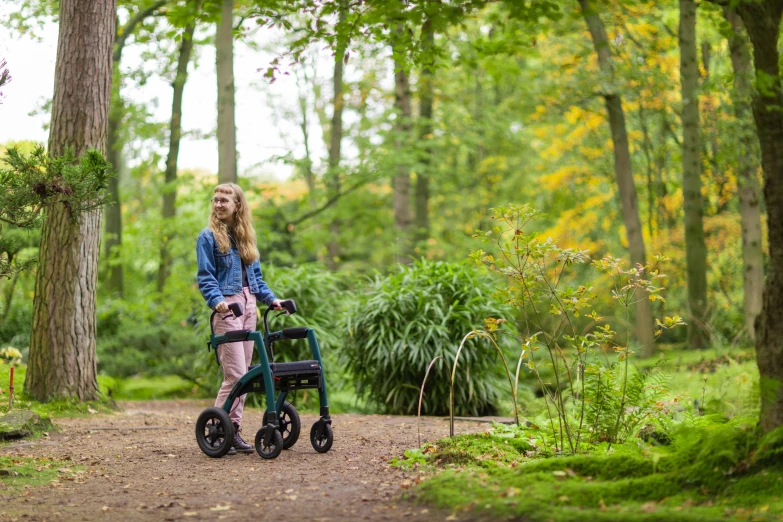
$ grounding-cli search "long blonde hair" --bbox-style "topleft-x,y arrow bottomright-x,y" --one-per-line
209,183 -> 259,264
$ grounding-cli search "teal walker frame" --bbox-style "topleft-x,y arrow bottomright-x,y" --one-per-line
195,300 -> 333,459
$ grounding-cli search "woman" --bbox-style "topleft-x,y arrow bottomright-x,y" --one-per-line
196,183 -> 283,454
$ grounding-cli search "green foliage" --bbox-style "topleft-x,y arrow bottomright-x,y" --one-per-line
344,259 -> 514,416
0,146 -> 113,279
471,205 -> 684,453
584,362 -> 673,445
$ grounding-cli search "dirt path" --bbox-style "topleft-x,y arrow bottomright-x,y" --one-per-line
0,401 -> 487,521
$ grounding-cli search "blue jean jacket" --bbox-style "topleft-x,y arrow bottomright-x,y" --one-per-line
196,227 -> 277,310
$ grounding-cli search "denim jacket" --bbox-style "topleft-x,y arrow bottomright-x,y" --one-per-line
196,227 -> 277,310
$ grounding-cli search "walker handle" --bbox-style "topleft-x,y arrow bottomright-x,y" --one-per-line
228,302 -> 243,318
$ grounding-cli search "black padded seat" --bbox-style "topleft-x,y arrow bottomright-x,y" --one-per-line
270,360 -> 321,376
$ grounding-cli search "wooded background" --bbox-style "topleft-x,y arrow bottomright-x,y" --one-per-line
1,0 -> 782,432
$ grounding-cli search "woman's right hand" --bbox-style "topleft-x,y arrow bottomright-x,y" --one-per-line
215,301 -> 229,313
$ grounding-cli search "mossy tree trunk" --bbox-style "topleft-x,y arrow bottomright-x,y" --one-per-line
679,0 -> 709,348
26,0 -> 116,401
736,0 -> 783,433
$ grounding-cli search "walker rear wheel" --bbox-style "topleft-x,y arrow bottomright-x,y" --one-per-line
279,402 -> 301,450
195,407 -> 234,458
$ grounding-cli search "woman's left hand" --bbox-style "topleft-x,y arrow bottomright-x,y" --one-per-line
271,299 -> 285,311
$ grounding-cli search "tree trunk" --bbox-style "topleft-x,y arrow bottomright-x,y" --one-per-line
216,0 -> 237,184
578,0 -> 654,352
724,6 -> 764,342
157,20 -> 196,292
103,1 -> 166,297
415,18 -> 434,249
104,104 -> 124,296
26,0 -> 115,401
393,53 -> 413,264
701,41 -> 726,211
736,1 -> 783,434
679,0 -> 709,348
326,3 -> 347,269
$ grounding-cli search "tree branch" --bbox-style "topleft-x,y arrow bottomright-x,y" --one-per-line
114,0 -> 168,63
288,175 -> 373,227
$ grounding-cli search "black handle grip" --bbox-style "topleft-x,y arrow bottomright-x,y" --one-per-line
228,302 -> 243,318
280,299 -> 296,314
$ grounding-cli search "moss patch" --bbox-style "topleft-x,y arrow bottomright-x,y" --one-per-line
405,420 -> 783,521
0,456 -> 83,492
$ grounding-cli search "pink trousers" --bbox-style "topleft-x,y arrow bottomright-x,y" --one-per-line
212,288 -> 258,425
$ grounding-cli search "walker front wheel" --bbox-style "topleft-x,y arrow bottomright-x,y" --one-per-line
255,426 -> 284,460
195,407 -> 234,458
310,422 -> 333,453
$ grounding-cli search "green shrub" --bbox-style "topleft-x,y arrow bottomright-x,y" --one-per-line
343,259 -> 514,416
260,263 -> 348,363
97,322 -> 202,378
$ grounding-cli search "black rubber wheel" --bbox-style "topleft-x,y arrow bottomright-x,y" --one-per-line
195,407 -> 234,458
310,422 -> 334,453
254,426 -> 284,459
278,402 -> 301,450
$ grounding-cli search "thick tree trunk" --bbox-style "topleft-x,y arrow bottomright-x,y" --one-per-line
414,18 -> 434,248
393,54 -> 413,264
26,0 -> 115,401
216,0 -> 237,184
736,1 -> 783,434
326,3 -> 347,269
679,0 -> 709,348
724,7 -> 764,342
578,0 -> 654,352
157,21 -> 196,292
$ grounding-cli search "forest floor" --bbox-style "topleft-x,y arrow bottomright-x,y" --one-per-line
0,400 -> 491,522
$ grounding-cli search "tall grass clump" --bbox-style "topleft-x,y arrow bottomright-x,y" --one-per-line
344,259 -> 514,416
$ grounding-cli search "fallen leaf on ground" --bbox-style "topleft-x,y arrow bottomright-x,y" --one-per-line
209,505 -> 230,511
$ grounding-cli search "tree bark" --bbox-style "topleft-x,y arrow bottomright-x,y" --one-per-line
393,53 -> 413,264
578,0 -> 654,352
414,18 -> 434,248
326,3 -> 347,269
723,6 -> 764,342
157,20 -> 196,292
216,0 -> 237,184
736,0 -> 783,433
679,0 -> 709,348
26,0 -> 116,401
